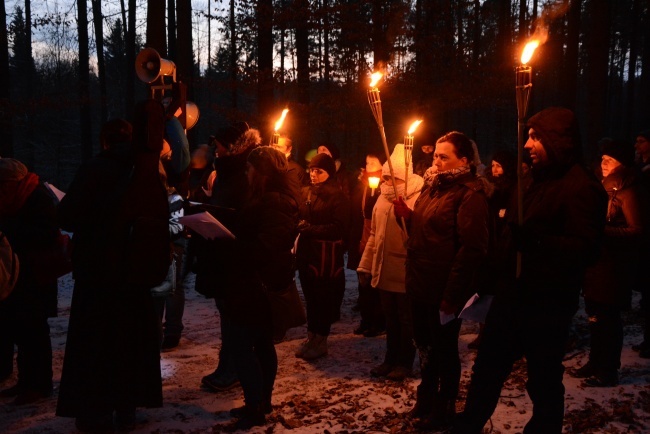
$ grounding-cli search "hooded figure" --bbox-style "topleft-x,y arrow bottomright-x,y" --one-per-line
455,108 -> 607,434
357,144 -> 424,380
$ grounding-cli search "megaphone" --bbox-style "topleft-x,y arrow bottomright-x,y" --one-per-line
185,102 -> 200,130
135,48 -> 176,83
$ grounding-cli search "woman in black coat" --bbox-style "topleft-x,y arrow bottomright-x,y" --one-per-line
221,146 -> 299,429
394,131 -> 490,431
578,140 -> 646,386
295,153 -> 350,360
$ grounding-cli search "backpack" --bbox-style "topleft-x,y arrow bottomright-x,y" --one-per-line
0,231 -> 19,301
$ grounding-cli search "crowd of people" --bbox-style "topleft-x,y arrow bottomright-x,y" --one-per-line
0,102 -> 649,434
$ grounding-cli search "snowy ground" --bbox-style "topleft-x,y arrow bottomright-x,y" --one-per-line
2,268 -> 650,433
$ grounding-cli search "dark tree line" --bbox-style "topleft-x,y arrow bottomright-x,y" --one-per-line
2,0 -> 649,187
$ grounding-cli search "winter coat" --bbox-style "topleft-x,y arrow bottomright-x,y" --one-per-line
497,162 -> 607,309
358,175 -> 424,292
57,147 -> 135,283
584,166 -> 646,305
222,188 -> 299,327
0,183 -> 59,317
296,177 -> 350,280
193,133 -> 261,297
405,172 -> 490,309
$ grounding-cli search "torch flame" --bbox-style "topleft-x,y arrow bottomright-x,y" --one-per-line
521,40 -> 540,65
274,108 -> 289,132
407,120 -> 423,135
369,72 -> 383,88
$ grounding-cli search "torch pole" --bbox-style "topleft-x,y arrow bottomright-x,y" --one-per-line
367,87 -> 407,234
515,65 -> 532,278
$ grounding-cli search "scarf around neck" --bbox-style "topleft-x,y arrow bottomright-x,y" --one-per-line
423,165 -> 470,190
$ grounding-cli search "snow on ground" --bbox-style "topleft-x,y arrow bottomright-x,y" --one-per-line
2,268 -> 650,433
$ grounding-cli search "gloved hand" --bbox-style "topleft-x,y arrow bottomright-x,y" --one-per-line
392,196 -> 413,221
358,272 -> 371,287
297,219 -> 311,232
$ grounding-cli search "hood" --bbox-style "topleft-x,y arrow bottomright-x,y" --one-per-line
527,107 -> 581,167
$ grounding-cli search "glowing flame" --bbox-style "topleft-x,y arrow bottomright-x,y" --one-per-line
274,108 -> 289,132
369,72 -> 383,88
521,40 -> 540,65
407,120 -> 423,135
368,176 -> 380,189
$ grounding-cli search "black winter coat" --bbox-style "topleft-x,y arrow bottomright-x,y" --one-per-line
296,178 -> 350,279
405,172 -> 490,309
584,167 -> 646,305
222,189 -> 300,327
498,163 -> 607,309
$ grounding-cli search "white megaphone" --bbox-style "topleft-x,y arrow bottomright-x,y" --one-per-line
135,48 -> 176,83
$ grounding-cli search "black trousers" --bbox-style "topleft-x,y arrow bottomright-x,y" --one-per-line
358,277 -> 384,331
411,300 -> 462,403
0,295 -> 52,393
380,290 -> 415,368
585,299 -> 623,373
299,271 -> 345,337
456,294 -> 575,434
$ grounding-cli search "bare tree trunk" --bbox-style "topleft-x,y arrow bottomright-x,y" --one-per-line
120,0 -> 127,41
230,0 -> 237,108
584,0 -> 612,158
168,0 -> 177,60
91,0 -> 108,122
641,2 -> 650,129
323,0 -> 330,86
147,0 -> 167,56
295,0 -> 310,105
126,0 -> 136,116
561,0 -> 581,111
176,0 -> 192,85
257,0 -> 274,122
78,0 -> 93,161
0,0 -> 12,157
625,0 -> 640,135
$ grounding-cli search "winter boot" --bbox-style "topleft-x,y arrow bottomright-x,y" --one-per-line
300,334 -> 328,360
231,404 -> 266,430
406,389 -> 434,419
295,332 -> 314,358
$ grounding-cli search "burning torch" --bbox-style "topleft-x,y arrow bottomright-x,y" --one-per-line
270,108 -> 289,146
403,120 -> 423,194
515,40 -> 539,277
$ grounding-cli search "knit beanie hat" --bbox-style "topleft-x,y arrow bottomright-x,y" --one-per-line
309,153 -> 337,178
382,143 -> 412,181
247,146 -> 288,176
601,139 -> 635,167
0,158 -> 28,182
318,143 -> 341,161
527,107 -> 581,166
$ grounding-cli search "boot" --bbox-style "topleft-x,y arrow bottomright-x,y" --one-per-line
295,332 -> 314,358
419,397 -> 456,431
406,389 -> 434,419
300,334 -> 328,360
232,404 -> 266,430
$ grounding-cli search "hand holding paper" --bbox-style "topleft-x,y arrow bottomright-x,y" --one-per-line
177,211 -> 235,240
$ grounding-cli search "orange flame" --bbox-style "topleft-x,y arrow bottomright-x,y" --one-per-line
274,108 -> 289,132
521,40 -> 540,64
369,72 -> 383,88
368,176 -> 380,189
407,120 -> 423,135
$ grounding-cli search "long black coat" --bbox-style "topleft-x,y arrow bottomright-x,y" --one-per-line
584,167 -> 646,306
405,172 -> 490,309
56,147 -> 163,417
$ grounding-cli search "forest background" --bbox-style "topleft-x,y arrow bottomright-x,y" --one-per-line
0,0 -> 648,189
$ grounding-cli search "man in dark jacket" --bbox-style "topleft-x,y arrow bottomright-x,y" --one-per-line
453,108 -> 607,434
